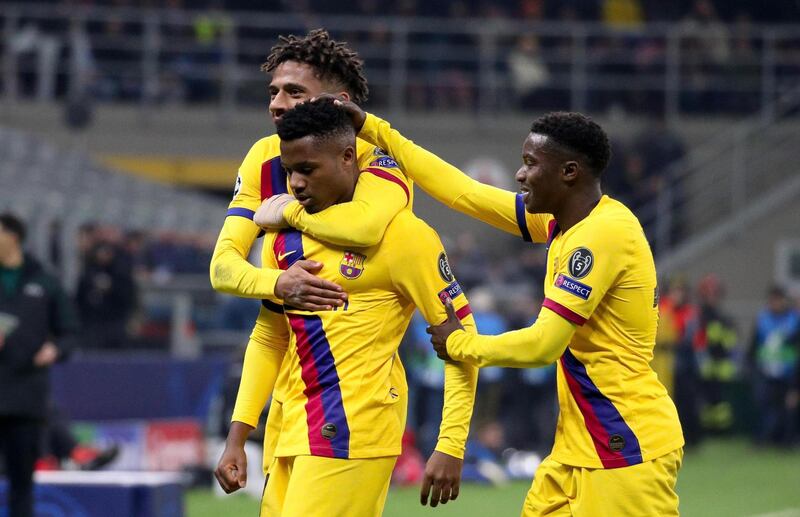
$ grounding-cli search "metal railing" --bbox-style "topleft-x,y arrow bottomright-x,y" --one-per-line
2,4 -> 799,120
648,82 -> 800,262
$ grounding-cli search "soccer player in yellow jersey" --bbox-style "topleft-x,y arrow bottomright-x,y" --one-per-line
216,99 -> 478,516
210,30 -> 433,497
288,98 -> 684,516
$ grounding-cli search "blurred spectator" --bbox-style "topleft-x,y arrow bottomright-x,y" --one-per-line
463,420 -> 509,485
725,13 -> 760,113
678,0 -> 731,112
404,312 -> 445,456
470,288 -> 508,425
76,241 -> 136,349
659,275 -> 702,446
0,213 -> 79,517
506,34 -> 552,109
692,273 -> 739,433
747,286 -> 800,447
502,292 -> 556,453
37,404 -> 119,471
9,17 -> 63,101
601,0 -> 644,29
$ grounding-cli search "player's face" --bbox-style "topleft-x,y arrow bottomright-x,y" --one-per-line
515,133 -> 565,213
282,136 -> 357,214
268,61 -> 349,125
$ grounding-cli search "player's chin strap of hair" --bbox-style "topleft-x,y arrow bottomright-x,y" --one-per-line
446,307 -> 576,368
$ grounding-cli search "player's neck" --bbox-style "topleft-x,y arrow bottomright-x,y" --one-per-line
553,187 -> 602,233
336,169 -> 361,206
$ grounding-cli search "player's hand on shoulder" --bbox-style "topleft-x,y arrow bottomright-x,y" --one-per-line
214,443 -> 248,494
254,193 -> 295,229
275,260 -> 348,311
312,94 -> 367,132
420,450 -> 464,507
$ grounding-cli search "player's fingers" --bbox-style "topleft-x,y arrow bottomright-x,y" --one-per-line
302,285 -> 346,302
420,475 -> 432,506
294,292 -> 343,308
445,300 -> 458,321
236,463 -> 247,488
214,466 -> 234,493
438,482 -> 451,505
304,274 -> 344,292
295,260 -> 324,273
451,480 -> 460,501
429,482 -> 442,508
291,300 -> 334,312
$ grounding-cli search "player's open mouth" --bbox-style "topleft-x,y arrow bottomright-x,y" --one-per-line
520,189 -> 531,201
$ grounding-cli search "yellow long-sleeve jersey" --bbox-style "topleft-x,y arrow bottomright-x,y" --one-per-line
232,209 -> 478,459
357,113 -> 684,469
209,134 -> 412,301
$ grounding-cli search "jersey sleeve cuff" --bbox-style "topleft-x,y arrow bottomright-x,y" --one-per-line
445,328 -> 470,362
433,441 -> 465,460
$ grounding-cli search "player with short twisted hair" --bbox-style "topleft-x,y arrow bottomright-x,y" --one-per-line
262,28 -> 369,106
220,98 -> 477,516
213,31 -> 469,511
307,99 -> 684,516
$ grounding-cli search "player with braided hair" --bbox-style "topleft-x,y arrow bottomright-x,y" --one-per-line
212,31 -> 470,513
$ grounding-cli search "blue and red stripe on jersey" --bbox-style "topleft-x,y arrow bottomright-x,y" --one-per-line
261,157 -> 289,200
515,194 -> 532,242
559,348 -> 643,468
273,229 -> 304,270
288,314 -> 351,458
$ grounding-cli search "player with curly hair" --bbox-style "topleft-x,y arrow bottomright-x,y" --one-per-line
211,31 -> 472,513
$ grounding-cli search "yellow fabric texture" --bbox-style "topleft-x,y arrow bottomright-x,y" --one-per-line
232,209 -> 478,460
359,114 -> 684,469
216,133 -> 414,473
262,455 -> 396,517
209,135 -> 410,300
284,146 -> 414,247
359,114 -> 536,237
447,306 -> 576,368
522,448 -> 682,517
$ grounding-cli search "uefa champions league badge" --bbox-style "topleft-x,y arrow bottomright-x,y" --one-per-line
339,251 -> 366,279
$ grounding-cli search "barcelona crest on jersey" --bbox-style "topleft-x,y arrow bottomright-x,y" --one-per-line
340,251 -> 366,279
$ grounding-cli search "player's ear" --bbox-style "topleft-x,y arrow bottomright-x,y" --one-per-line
338,91 -> 351,102
341,145 -> 356,165
562,161 -> 579,182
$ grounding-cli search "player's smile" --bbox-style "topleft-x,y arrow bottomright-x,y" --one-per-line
269,61 -> 326,125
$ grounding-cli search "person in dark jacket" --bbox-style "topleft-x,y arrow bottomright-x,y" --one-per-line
0,213 -> 79,517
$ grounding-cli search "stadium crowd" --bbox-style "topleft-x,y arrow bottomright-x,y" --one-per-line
6,0 -> 800,114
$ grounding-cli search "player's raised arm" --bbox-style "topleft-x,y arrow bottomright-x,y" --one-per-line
259,159 -> 411,248
329,96 -> 549,241
216,305 -> 289,494
388,214 -> 478,507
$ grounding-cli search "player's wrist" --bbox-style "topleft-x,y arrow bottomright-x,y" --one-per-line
433,443 -> 465,460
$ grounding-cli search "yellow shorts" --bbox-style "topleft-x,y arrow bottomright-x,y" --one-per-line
261,455 -> 397,517
522,448 -> 683,517
262,400 -> 282,475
